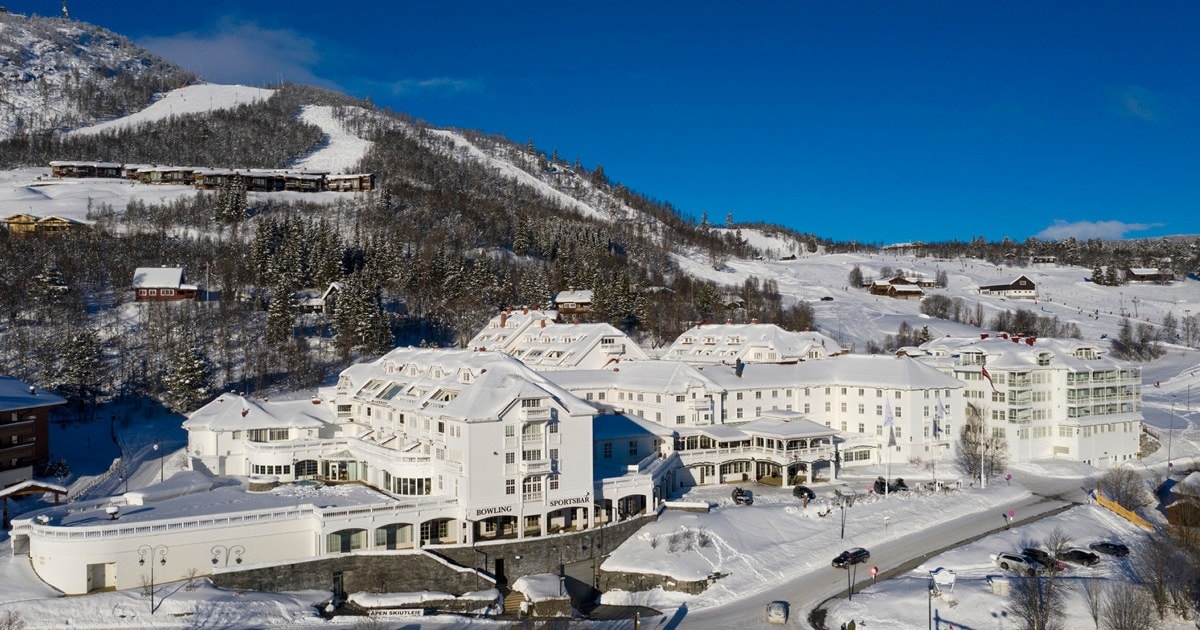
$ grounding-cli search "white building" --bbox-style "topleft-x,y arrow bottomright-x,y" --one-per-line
660,322 -> 843,364
13,348 -> 672,595
466,308 -> 647,370
915,335 -> 1141,467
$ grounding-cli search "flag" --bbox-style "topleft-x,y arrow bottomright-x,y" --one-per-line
885,399 -> 896,447
981,365 -> 997,392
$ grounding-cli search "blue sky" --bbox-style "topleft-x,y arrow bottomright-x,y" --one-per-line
43,1 -> 1200,244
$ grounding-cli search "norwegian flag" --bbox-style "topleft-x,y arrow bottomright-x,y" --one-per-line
981,365 -> 997,392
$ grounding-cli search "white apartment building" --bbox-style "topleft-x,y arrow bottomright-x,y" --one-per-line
915,335 -> 1142,467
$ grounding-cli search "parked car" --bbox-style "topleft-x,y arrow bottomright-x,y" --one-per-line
1057,547 -> 1101,567
1089,541 -> 1130,557
766,600 -> 789,624
833,547 -> 871,568
793,485 -> 816,501
1022,548 -> 1065,571
731,486 -> 753,505
995,552 -> 1041,574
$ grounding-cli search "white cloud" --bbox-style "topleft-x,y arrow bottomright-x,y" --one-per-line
1035,219 -> 1161,241
137,21 -> 339,91
389,77 -> 482,96
1117,86 -> 1160,122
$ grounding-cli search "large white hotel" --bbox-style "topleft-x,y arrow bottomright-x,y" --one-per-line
10,316 -> 1141,595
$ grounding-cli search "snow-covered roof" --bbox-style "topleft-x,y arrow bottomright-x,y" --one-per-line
544,361 -> 718,394
738,410 -> 836,438
554,289 -> 593,304
919,336 -> 1130,372
0,375 -> 66,412
663,323 -> 844,364
696,355 -> 964,391
182,395 -> 331,431
338,347 -> 597,422
132,267 -> 184,289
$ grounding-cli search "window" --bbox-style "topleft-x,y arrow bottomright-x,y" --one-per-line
522,477 -> 543,500
505,452 -> 516,465
549,448 -> 558,461
549,475 -> 560,490
629,441 -> 638,456
676,415 -> 686,424
522,449 -> 542,461
506,479 -> 516,495
736,392 -> 744,400
603,443 -> 613,459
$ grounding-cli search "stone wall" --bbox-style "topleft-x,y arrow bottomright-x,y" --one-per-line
212,516 -> 655,597
212,552 -> 489,595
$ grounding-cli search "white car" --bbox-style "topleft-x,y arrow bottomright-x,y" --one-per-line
766,600 -> 789,624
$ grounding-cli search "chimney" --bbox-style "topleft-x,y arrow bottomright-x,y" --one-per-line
29,385 -> 36,395
735,359 -> 745,378
726,319 -> 734,325
750,318 -> 759,325
540,319 -> 546,328
500,312 -> 507,327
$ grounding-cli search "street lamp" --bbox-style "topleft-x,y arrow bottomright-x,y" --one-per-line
835,487 -> 857,539
1169,401 -> 1178,474
138,544 -> 169,614
153,442 -> 163,483
210,544 -> 245,567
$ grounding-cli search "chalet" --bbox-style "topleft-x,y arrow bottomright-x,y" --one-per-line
295,282 -> 342,314
2,214 -> 88,237
326,173 -> 376,192
1030,255 -> 1057,265
281,171 -> 327,193
136,166 -> 197,185
979,275 -> 1037,300
869,280 -> 923,300
0,376 -> 66,488
35,215 -> 87,235
2,213 -> 39,236
554,289 -> 594,315
48,161 -> 122,178
192,168 -> 243,190
1125,268 -> 1174,284
132,267 -> 200,302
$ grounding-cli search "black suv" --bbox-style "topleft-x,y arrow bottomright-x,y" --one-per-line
1057,547 -> 1101,566
1022,548 -> 1064,571
832,547 -> 870,568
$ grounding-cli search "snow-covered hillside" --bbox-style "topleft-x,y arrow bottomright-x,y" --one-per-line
69,84 -> 273,137
0,11 -> 194,140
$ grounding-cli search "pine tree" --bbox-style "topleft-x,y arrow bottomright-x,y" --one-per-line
55,323 -> 106,418
163,344 -> 214,412
265,277 -> 297,346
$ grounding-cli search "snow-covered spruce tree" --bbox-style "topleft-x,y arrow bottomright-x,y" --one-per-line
215,176 -> 248,226
162,344 -> 214,413
53,323 -> 107,419
265,278 -> 298,346
332,273 -> 390,356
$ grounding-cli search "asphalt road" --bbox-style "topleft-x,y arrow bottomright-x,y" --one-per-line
676,476 -> 1087,629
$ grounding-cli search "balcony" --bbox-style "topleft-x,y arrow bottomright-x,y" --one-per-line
521,407 -> 552,422
519,459 -> 554,474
